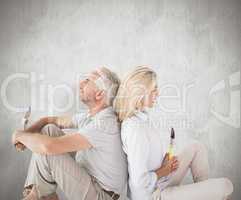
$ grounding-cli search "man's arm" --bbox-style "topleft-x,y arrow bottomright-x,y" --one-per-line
12,131 -> 92,155
26,116 -> 74,133
14,116 -> 75,151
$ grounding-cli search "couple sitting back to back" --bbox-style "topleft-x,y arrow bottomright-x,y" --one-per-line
12,66 -> 233,200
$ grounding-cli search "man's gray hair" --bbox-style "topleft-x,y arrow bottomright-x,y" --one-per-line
95,67 -> 120,106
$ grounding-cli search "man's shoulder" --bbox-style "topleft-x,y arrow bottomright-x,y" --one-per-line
91,108 -> 120,134
72,111 -> 88,126
94,116 -> 120,135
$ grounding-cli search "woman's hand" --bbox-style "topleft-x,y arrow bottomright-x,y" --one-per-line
155,154 -> 179,178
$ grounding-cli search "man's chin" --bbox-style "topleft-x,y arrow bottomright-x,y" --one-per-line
80,97 -> 88,104
79,96 -> 85,102
80,97 -> 86,102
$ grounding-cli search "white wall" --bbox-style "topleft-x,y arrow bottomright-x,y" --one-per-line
0,0 -> 240,199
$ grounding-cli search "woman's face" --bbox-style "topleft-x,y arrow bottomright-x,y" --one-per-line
143,83 -> 159,108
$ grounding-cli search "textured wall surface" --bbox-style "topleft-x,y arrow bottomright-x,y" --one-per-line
0,0 -> 240,199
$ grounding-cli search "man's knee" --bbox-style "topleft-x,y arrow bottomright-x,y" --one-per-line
41,124 -> 60,137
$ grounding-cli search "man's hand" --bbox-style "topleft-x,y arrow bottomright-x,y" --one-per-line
12,130 -> 26,151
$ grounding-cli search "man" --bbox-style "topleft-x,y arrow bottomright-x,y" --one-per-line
12,67 -> 127,200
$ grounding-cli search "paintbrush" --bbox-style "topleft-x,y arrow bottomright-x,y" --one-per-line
168,127 -> 175,160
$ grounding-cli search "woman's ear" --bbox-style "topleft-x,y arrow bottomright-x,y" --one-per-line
135,95 -> 144,110
95,90 -> 105,101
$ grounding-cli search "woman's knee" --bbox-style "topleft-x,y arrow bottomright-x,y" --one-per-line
219,178 -> 233,197
189,141 -> 207,154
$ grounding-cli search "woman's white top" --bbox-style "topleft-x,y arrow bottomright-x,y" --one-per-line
121,109 -> 170,200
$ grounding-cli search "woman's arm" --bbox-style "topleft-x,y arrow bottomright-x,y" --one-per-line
155,154 -> 179,178
123,125 -> 158,194
123,124 -> 179,195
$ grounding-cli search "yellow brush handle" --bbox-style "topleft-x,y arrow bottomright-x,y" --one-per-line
168,145 -> 174,159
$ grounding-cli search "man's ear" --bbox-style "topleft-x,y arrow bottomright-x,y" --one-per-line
95,90 -> 105,101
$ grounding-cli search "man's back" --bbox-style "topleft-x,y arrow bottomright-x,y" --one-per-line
73,107 -> 128,195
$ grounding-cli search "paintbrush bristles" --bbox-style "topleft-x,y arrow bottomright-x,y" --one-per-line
171,127 -> 175,139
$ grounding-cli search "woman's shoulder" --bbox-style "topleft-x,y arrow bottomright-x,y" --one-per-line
122,114 -> 144,131
123,110 -> 149,125
121,112 -> 149,140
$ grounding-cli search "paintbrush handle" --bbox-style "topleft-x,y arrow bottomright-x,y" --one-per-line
168,139 -> 175,159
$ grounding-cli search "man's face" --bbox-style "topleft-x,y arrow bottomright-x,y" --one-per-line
79,71 -> 101,104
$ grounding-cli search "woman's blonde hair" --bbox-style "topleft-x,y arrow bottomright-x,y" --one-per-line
113,66 -> 157,122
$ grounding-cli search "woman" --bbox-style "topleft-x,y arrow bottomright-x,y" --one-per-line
113,66 -> 233,200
